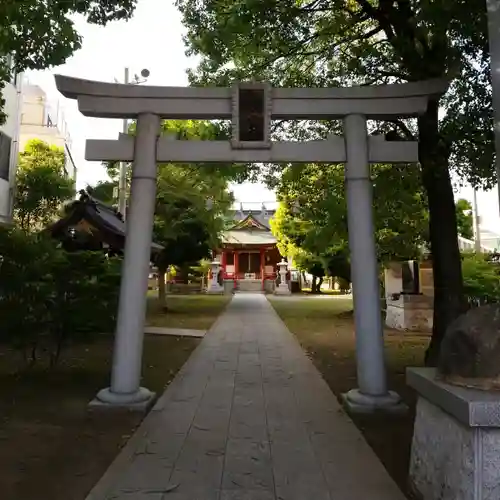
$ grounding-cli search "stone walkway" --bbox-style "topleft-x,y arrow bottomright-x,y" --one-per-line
87,293 -> 405,500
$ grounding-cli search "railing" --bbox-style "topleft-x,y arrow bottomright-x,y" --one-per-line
225,272 -> 277,281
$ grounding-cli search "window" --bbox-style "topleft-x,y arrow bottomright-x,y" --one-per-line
226,252 -> 234,265
0,131 -> 12,181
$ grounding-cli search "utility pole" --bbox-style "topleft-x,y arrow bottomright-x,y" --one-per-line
473,189 -> 482,252
118,67 -> 129,220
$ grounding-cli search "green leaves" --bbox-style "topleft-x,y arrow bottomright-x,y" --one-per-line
0,0 -> 137,123
455,198 -> 473,240
178,0 -> 493,186
271,162 -> 428,275
152,120 -> 237,271
14,139 -> 74,231
462,252 -> 500,302
0,227 -> 121,365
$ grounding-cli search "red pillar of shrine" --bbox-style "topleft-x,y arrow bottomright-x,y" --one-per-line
234,250 -> 239,288
221,250 -> 227,279
260,248 -> 265,291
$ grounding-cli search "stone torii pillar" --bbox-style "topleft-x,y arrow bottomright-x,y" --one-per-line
98,113 -> 160,408
54,75 -> 447,412
342,115 -> 400,411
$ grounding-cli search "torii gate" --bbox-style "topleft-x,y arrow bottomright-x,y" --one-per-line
55,76 -> 447,412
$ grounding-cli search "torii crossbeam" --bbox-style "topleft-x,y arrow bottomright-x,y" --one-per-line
55,75 -> 448,413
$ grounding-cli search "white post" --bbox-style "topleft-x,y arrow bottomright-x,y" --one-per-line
473,189 -> 482,252
94,113 -> 160,408
118,67 -> 129,220
342,114 -> 404,413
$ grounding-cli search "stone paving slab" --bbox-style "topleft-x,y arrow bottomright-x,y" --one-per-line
144,326 -> 206,337
86,293 -> 405,500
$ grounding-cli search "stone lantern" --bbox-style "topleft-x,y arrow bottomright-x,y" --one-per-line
207,260 -> 223,294
274,258 -> 291,295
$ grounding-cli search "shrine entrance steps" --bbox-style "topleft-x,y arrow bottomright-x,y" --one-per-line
87,293 -> 405,500
236,278 -> 263,292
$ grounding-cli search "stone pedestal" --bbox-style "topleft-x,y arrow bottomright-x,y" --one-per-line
386,294 -> 433,333
207,260 -> 223,294
274,259 -> 291,295
407,367 -> 500,500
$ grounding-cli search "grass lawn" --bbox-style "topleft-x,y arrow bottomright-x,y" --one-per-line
0,294 -> 229,500
146,293 -> 231,330
269,296 -> 429,498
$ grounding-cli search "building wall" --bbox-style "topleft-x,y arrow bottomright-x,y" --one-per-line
0,71 -> 23,222
19,84 -> 76,181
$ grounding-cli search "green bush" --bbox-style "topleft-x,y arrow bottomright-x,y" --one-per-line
0,227 -> 121,366
462,252 -> 500,304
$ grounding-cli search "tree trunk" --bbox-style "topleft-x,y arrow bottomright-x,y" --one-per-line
418,100 -> 467,365
317,276 -> 324,292
311,276 -> 317,293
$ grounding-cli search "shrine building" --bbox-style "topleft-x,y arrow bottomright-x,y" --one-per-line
214,204 -> 283,292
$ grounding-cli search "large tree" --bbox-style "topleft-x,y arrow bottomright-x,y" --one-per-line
177,0 -> 492,363
153,160 -> 233,303
14,139 -> 74,231
0,0 -> 137,123
151,120 -> 238,303
271,162 -> 427,291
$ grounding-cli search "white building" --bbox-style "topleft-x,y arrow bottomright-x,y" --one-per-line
19,83 -> 77,180
0,60 -> 23,224
478,228 -> 500,252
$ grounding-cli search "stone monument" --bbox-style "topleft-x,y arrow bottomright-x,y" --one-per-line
207,260 -> 223,294
274,259 -> 291,295
407,304 -> 500,500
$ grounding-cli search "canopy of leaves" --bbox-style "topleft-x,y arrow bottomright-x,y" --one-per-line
455,198 -> 473,240
271,163 -> 428,269
462,252 -> 500,302
0,0 -> 137,123
151,120 -> 237,271
179,0 -> 494,188
87,180 -> 116,206
14,139 -> 74,231
177,0 -> 490,361
0,226 -> 121,366
177,0 -> 492,185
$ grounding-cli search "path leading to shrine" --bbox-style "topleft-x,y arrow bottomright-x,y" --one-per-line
88,293 -> 405,500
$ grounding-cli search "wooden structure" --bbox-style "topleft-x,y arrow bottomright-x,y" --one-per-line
214,206 -> 282,292
49,190 -> 163,254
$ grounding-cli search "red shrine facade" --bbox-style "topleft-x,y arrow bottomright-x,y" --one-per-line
214,209 -> 283,292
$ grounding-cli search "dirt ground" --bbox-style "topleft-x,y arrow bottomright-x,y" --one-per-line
0,294 -> 229,500
269,296 -> 429,498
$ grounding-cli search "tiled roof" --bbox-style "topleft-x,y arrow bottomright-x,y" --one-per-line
222,230 -> 277,245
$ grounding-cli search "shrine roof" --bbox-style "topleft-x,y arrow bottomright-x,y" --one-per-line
222,229 -> 277,246
228,208 -> 276,230
49,190 -> 163,251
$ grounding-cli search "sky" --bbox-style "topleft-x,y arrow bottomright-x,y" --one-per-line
25,0 -> 500,233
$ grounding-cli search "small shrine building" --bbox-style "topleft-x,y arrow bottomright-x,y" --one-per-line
214,204 -> 283,292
